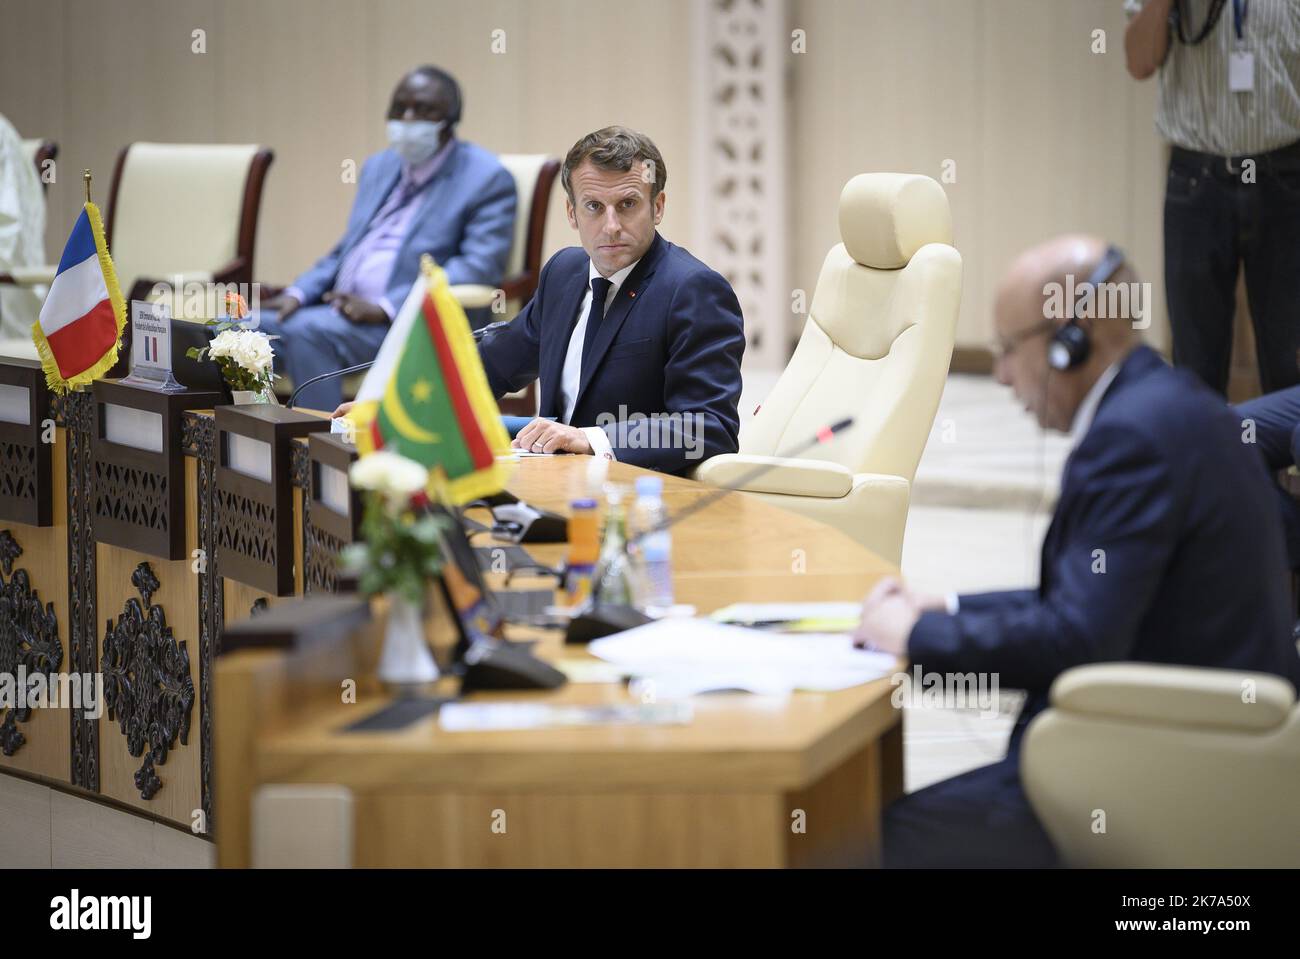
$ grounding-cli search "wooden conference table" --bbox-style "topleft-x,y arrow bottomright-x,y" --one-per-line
214,454 -> 903,868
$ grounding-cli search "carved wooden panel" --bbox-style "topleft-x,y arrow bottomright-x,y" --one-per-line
216,489 -> 276,566
0,443 -> 37,503
181,410 -> 218,835
0,530 -> 62,756
101,563 -> 194,802
93,462 -> 169,534
64,390 -> 98,791
301,433 -> 360,596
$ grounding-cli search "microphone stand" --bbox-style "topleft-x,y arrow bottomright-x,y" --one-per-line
288,361 -> 374,409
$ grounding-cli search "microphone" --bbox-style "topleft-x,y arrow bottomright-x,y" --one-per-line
630,416 -> 855,550
288,361 -> 374,409
473,319 -> 510,342
565,416 -> 856,644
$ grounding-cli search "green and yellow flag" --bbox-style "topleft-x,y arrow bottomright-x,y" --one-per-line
347,258 -> 512,504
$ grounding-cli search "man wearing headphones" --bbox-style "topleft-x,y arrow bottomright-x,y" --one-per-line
855,234 -> 1300,868
255,65 -> 516,411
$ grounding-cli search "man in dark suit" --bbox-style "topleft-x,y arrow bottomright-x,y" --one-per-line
854,234 -> 1300,868
475,126 -> 745,475
1237,385 -> 1300,571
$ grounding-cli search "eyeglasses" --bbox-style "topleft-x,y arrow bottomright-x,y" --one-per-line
991,319 -> 1056,362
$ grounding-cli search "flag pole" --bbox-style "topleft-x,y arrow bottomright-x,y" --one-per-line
83,169 -> 92,205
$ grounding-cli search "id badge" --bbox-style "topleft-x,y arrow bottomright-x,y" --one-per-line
1229,50 -> 1255,93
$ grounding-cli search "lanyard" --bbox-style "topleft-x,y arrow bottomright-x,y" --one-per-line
1233,0 -> 1249,42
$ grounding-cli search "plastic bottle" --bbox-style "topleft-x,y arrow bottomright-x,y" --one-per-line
594,488 -> 634,606
629,475 -> 674,612
565,498 -> 599,607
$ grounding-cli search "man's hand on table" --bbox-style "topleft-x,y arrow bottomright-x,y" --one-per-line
852,576 -> 944,655
511,418 -> 593,454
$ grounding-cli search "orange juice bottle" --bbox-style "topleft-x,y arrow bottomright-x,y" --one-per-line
565,498 -> 599,606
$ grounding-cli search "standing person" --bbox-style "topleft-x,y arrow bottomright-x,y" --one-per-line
1126,0 -> 1300,395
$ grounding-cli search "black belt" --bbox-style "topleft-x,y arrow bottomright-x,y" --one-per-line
1171,140 -> 1300,177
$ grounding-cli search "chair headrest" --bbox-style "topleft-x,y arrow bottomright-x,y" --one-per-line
838,173 -> 952,269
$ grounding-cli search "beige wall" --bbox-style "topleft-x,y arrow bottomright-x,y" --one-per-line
1,0 -> 1167,356
790,0 -> 1167,353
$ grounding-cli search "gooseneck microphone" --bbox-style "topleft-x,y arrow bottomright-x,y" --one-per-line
630,416 -> 855,549
565,416 -> 856,644
287,361 -> 374,409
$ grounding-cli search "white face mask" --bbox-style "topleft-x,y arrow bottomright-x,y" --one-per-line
386,119 -> 445,166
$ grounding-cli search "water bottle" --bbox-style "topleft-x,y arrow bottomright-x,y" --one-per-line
629,475 -> 674,612
594,488 -> 634,606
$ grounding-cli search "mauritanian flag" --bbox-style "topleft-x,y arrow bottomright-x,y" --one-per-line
349,256 -> 512,504
32,203 -> 126,393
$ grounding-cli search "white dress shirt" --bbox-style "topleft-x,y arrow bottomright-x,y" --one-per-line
559,257 -> 641,459
1068,360 -> 1122,452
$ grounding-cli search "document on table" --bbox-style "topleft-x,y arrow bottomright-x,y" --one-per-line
587,618 -> 896,698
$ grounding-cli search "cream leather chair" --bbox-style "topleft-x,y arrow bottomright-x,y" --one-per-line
1022,662 -> 1300,867
107,142 -> 274,304
1,142 -> 273,310
695,173 -> 961,565
449,153 -> 559,417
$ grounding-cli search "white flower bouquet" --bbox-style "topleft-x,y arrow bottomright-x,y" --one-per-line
341,452 -> 447,604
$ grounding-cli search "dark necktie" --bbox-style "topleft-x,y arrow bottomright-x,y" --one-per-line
582,276 -> 614,358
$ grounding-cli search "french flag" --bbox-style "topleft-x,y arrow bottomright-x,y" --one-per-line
35,204 -> 124,387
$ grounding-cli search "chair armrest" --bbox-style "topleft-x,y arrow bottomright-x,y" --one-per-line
694,454 -> 854,498
499,273 -> 534,303
211,257 -> 249,286
1049,662 -> 1296,732
0,265 -> 56,286
448,284 -> 499,310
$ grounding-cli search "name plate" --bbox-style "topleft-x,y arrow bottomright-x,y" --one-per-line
0,383 -> 31,425
318,462 -> 351,517
122,300 -> 185,393
226,432 -> 273,484
103,402 -> 164,452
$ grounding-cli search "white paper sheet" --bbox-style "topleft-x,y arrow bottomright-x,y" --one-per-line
711,601 -> 863,624
587,618 -> 896,698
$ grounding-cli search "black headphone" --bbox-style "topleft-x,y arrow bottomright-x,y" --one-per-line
1048,244 -> 1127,372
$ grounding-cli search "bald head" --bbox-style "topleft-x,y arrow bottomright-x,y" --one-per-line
992,234 -> 1142,433
996,234 -> 1140,343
